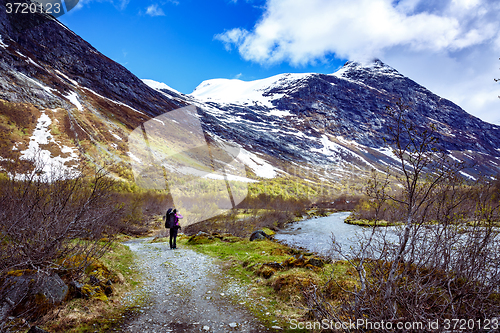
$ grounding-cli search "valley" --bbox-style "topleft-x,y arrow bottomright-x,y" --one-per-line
1,1 -> 500,332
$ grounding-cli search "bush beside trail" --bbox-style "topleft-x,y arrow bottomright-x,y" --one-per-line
0,161 -> 169,331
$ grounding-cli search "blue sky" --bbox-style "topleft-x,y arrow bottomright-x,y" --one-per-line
60,0 -> 345,93
59,0 -> 500,125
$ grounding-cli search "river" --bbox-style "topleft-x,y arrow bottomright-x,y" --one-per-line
274,211 -> 398,257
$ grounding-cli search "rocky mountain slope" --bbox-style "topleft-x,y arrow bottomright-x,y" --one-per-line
1,0 -> 499,185
174,60 -> 500,179
0,0 -> 184,178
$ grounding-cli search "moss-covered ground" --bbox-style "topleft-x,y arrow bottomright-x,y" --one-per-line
179,233 -> 356,332
40,241 -> 146,333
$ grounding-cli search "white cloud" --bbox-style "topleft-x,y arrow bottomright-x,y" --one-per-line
218,0 -> 500,64
74,0 -> 130,11
146,4 -> 166,16
216,0 -> 500,124
215,28 -> 249,51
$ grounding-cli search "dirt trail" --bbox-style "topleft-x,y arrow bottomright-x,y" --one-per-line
116,238 -> 274,333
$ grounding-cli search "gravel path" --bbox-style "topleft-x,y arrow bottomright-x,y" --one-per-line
118,238 -> 273,333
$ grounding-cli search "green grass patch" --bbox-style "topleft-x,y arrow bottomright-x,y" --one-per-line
344,216 -> 403,227
180,235 -> 356,332
42,242 -> 146,333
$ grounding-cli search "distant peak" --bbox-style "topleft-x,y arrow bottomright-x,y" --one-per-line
334,59 -> 402,78
343,58 -> 390,69
189,72 -> 312,106
142,79 -> 182,95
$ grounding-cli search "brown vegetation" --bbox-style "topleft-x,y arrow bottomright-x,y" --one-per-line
183,195 -> 312,237
302,101 -> 500,331
0,157 -> 171,330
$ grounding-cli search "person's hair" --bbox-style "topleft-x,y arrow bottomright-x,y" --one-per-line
173,209 -> 177,214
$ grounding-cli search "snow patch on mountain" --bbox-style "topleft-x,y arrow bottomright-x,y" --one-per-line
312,135 -> 352,157
109,131 -> 122,141
142,79 -> 182,95
203,172 -> 258,183
127,152 -> 142,164
14,50 -> 45,71
190,73 -> 311,108
25,57 -> 44,70
17,73 -> 56,96
236,148 -> 278,178
0,34 -> 6,48
82,87 -> 146,115
55,70 -> 79,86
269,109 -> 292,117
65,92 -> 83,111
448,154 -> 462,163
20,111 -> 79,179
168,163 -> 257,183
459,171 -> 477,180
333,60 -> 403,79
374,147 -> 399,161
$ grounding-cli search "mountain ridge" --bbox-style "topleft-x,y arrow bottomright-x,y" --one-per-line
0,0 -> 186,178
0,2 -> 499,183
154,58 -> 500,179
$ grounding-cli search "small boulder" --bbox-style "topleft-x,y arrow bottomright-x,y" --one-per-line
0,272 -> 68,321
249,230 -> 271,241
102,280 -> 114,296
69,280 -> 84,298
89,275 -> 100,286
305,257 -> 325,268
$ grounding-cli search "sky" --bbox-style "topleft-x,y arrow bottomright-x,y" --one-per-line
59,0 -> 500,125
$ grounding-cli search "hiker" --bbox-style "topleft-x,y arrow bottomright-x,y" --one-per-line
168,208 -> 183,249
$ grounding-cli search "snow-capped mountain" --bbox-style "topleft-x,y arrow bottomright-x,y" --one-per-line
191,73 -> 312,109
1,0 -> 499,184
172,60 -> 500,179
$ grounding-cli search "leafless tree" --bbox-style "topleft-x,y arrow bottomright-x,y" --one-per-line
0,158 -> 125,280
304,101 -> 500,332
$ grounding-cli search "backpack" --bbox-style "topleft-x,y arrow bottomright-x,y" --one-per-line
164,208 -> 173,228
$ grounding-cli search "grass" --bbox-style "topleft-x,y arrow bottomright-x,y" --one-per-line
344,217 -> 403,227
40,241 -> 146,333
179,234 -> 356,332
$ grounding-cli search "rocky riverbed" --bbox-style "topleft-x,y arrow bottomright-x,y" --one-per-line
116,238 -> 273,333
